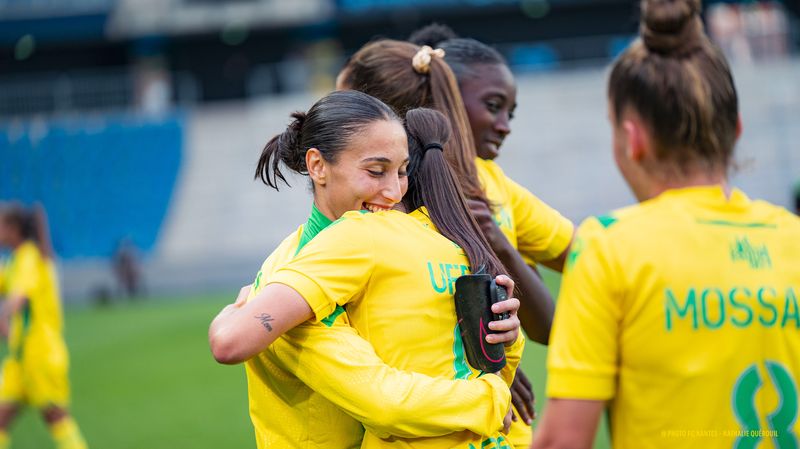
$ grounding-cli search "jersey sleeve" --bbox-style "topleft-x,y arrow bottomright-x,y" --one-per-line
268,216 -> 375,322
546,217 -> 622,401
8,244 -> 41,298
496,331 -> 526,386
505,174 -> 574,264
271,315 -> 511,438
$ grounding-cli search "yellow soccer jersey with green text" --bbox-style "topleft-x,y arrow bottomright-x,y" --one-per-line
245,207 -> 513,449
547,186 -> 800,449
0,240 -> 69,407
475,158 -> 573,266
270,208 -> 524,449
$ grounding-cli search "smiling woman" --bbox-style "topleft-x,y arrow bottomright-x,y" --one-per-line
255,90 -> 408,220
209,92 -> 525,449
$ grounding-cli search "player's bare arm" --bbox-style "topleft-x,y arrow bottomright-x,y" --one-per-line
209,283 -> 313,364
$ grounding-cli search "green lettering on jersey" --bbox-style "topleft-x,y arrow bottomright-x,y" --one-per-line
665,288 -> 698,331
701,288 -> 726,329
765,361 -> 799,449
733,362 -> 798,449
782,287 -> 800,328
428,262 -> 447,293
732,364 -> 763,449
728,288 -> 754,328
757,287 -> 778,327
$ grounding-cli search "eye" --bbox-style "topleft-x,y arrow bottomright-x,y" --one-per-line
367,169 -> 385,177
485,100 -> 501,113
509,110 -> 516,121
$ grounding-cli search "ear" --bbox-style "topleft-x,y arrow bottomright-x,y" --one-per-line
735,114 -> 743,139
622,118 -> 648,162
306,148 -> 326,185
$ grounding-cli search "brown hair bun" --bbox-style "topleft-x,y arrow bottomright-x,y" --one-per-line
640,0 -> 704,55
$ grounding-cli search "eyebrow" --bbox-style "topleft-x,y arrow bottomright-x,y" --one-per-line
361,157 -> 409,163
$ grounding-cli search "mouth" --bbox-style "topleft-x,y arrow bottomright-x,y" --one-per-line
362,202 -> 393,213
485,139 -> 503,152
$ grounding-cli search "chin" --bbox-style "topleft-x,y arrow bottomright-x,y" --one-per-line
478,147 -> 499,160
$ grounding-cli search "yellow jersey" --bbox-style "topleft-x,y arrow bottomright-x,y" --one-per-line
245,206 -> 513,449
270,207 -> 524,449
1,241 -> 63,354
547,186 -> 800,449
0,240 -> 69,407
475,157 -> 573,446
475,158 -> 573,266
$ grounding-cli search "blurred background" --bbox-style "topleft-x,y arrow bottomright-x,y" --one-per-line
0,0 -> 798,448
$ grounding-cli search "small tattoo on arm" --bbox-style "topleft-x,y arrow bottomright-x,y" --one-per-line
255,313 -> 274,332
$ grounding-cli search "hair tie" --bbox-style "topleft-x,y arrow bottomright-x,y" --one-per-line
423,142 -> 444,153
412,46 -> 446,74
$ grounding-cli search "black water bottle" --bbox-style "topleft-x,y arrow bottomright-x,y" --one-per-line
453,273 -> 509,372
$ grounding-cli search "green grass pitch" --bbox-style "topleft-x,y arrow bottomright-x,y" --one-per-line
10,271 -> 609,448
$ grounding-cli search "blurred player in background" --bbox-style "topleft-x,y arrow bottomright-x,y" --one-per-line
532,0 -> 800,447
0,204 -> 88,449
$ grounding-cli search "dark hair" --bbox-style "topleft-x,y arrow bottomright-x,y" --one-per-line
339,39 -> 490,207
608,0 -> 739,173
409,24 -> 507,83
404,108 -> 506,277
1,203 -> 52,258
256,90 -> 400,189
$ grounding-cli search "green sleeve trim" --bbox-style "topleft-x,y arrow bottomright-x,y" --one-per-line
320,305 -> 346,327
595,214 -> 618,229
696,219 -> 776,229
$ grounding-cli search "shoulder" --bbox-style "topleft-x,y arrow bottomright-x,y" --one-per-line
260,225 -> 303,270
14,241 -> 43,264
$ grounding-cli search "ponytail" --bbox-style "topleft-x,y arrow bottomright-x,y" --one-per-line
256,112 -> 308,190
403,108 -> 506,277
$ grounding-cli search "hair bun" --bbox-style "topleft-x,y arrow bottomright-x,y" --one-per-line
640,0 -> 704,54
408,23 -> 459,48
280,111 -> 308,173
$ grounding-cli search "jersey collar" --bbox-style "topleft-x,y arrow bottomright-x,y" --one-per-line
296,204 -> 334,255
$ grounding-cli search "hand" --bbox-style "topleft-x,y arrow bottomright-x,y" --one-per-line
486,275 -> 520,346
467,199 -> 509,253
510,368 -> 535,425
233,284 -> 253,308
502,403 -> 513,434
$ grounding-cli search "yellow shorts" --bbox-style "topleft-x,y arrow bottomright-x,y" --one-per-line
0,332 -> 70,408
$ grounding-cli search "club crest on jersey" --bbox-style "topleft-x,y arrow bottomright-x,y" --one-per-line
730,236 -> 772,270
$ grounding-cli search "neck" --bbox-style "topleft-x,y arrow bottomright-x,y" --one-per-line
638,167 -> 729,201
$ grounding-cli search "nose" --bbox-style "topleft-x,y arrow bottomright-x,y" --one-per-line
494,112 -> 511,137
383,174 -> 404,204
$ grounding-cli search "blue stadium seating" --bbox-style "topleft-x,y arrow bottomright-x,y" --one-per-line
0,114 -> 183,260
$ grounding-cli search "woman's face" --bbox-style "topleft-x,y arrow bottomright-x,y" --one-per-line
316,119 -> 410,220
459,63 -> 517,160
0,218 -> 14,248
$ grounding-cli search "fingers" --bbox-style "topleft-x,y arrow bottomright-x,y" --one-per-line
485,327 -> 519,345
233,284 -> 253,307
494,275 -> 515,297
512,370 -> 535,424
488,313 -> 520,332
517,367 -> 533,389
491,296 -> 520,316
502,406 -> 513,434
